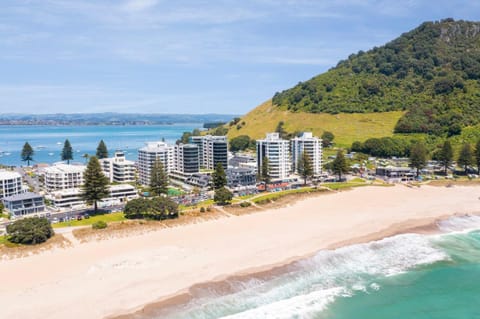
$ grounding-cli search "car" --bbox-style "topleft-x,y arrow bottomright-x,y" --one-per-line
76,215 -> 83,221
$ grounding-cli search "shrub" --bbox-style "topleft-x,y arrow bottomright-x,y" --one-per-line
200,207 -> 206,213
240,202 -> 252,208
124,197 -> 179,220
92,220 -> 107,229
6,217 -> 54,245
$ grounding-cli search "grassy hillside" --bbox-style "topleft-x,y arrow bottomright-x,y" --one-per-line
272,19 -> 480,136
228,100 -> 404,147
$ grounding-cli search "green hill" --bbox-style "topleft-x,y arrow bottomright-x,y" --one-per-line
271,19 -> 480,137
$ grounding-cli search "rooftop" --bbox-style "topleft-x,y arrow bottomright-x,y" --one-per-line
3,192 -> 43,202
42,163 -> 86,174
0,170 -> 21,180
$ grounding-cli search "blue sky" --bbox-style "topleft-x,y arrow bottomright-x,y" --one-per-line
1,0 -> 479,115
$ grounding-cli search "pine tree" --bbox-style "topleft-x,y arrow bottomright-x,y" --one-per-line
82,153 -> 89,164
332,150 -> 349,180
81,156 -> 110,213
212,162 -> 227,189
150,159 -> 169,196
298,151 -> 313,185
61,139 -> 73,164
214,187 -> 233,205
475,139 -> 480,174
96,140 -> 108,159
260,156 -> 270,184
409,142 -> 427,177
21,142 -> 34,166
458,143 -> 473,175
438,140 -> 453,175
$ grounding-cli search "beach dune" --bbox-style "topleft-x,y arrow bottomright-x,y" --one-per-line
1,185 -> 479,319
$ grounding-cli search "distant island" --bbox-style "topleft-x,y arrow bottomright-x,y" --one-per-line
0,113 -> 237,126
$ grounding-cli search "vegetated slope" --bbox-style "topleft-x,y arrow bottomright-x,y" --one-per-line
272,19 -> 480,136
227,100 -> 404,147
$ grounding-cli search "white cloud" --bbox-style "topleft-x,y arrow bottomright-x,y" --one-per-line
121,0 -> 160,13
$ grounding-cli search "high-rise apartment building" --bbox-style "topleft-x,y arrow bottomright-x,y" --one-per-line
256,133 -> 291,180
190,135 -> 228,170
137,141 -> 174,186
291,132 -> 322,176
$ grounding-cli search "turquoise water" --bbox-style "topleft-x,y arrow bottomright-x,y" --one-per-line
0,124 -> 201,166
144,215 -> 480,319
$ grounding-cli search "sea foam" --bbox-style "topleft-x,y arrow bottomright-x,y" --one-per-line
160,233 -> 448,319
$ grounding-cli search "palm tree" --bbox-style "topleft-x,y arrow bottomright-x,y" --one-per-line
82,153 -> 89,164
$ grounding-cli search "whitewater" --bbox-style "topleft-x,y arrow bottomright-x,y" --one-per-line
143,215 -> 480,319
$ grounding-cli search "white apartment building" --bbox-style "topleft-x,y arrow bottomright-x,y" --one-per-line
256,133 -> 291,180
0,170 -> 24,198
138,141 -> 174,186
190,135 -> 228,170
41,163 -> 86,192
101,151 -> 136,183
291,132 -> 323,176
47,184 -> 138,208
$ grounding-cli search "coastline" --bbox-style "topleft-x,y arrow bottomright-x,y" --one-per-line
112,213 -> 453,319
1,184 -> 480,319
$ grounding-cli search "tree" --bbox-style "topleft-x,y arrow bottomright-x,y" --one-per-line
332,150 -> 349,180
275,121 -> 288,139
150,159 -> 169,196
260,156 -> 270,184
458,142 -> 473,174
475,139 -> 480,174
124,197 -> 178,220
96,140 -> 108,159
409,142 -> 427,177
229,135 -> 251,152
212,162 -> 227,189
297,151 -> 313,185
438,140 -> 453,175
21,142 -> 34,166
61,139 -> 73,164
214,187 -> 233,205
321,131 -> 335,148
81,156 -> 110,213
6,217 -> 53,245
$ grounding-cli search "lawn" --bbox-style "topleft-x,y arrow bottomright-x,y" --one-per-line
227,100 -> 404,147
53,212 -> 126,228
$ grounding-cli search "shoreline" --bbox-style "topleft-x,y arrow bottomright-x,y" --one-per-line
1,184 -> 480,319
111,212 -> 456,319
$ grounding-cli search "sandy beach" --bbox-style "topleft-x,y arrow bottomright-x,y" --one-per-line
1,184 -> 480,319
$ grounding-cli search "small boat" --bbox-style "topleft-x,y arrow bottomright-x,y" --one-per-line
36,145 -> 46,149
56,142 -> 62,145
4,152 -> 11,156
48,152 -> 54,156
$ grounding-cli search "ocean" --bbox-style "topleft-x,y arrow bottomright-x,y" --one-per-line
139,215 -> 480,319
0,124 -> 202,166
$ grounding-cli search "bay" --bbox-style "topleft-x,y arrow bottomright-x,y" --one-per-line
0,124 -> 202,166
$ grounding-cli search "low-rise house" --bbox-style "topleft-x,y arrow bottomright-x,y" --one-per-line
376,166 -> 415,182
226,168 -> 257,188
3,192 -> 46,218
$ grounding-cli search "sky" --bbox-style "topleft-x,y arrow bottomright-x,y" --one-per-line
0,0 -> 479,115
